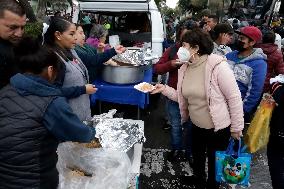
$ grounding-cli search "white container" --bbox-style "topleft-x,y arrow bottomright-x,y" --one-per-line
109,35 -> 120,48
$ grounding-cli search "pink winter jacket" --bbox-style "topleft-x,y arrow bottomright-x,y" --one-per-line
162,54 -> 244,132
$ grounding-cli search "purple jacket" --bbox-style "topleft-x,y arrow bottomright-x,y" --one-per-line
86,37 -> 111,51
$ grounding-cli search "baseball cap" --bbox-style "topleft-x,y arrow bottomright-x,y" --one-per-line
235,26 -> 262,42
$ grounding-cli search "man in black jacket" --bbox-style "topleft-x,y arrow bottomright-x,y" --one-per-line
268,82 -> 284,189
0,0 -> 26,89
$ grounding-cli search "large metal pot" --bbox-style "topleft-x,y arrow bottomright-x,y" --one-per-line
101,64 -> 149,84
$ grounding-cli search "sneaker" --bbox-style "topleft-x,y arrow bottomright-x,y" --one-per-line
166,150 -> 185,162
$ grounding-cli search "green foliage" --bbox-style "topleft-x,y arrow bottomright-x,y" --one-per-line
161,6 -> 177,17
191,0 -> 207,7
19,0 -> 37,22
24,22 -> 43,39
154,0 -> 165,5
178,0 -> 208,13
154,0 -> 166,10
178,0 -> 191,12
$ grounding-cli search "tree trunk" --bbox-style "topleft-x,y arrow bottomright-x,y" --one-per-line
229,0 -> 236,10
228,0 -> 236,17
18,0 -> 37,22
36,0 -> 47,21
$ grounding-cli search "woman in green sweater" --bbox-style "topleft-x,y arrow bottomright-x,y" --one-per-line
74,24 -> 124,82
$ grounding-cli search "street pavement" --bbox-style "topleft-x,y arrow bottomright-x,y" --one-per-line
138,94 -> 272,189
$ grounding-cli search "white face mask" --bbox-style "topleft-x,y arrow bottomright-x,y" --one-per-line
177,47 -> 193,63
178,46 -> 198,64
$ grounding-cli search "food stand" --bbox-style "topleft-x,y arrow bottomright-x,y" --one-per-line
65,43 -> 154,189
91,49 -> 153,119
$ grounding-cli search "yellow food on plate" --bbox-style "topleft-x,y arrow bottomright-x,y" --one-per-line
140,83 -> 154,91
134,82 -> 155,93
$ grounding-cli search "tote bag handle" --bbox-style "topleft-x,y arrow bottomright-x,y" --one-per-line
226,138 -> 242,157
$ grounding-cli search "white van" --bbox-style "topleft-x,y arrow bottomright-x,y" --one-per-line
72,0 -> 164,57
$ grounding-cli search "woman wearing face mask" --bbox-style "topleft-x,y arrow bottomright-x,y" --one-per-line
74,24 -> 122,82
0,38 -> 96,188
151,28 -> 244,189
153,21 -> 198,162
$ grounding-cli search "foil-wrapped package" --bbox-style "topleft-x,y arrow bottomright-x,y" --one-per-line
91,109 -> 117,125
112,49 -> 150,66
95,118 -> 145,152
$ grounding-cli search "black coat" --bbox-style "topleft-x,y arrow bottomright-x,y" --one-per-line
269,85 -> 284,153
0,39 -> 17,89
0,85 -> 59,189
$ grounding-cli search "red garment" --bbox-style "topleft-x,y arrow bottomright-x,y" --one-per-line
153,43 -> 180,89
257,43 -> 284,93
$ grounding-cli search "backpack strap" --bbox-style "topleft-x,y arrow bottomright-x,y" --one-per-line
168,44 -> 179,60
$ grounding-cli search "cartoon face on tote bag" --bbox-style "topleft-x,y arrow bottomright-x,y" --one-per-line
221,156 -> 248,184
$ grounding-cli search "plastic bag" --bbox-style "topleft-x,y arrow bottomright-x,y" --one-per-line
269,74 -> 284,84
245,93 -> 276,153
216,138 -> 252,186
57,142 -> 131,189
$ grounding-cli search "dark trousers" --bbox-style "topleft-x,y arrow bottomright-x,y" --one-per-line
191,124 -> 231,189
267,138 -> 284,189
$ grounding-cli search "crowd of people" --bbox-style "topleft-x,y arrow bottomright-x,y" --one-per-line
154,11 -> 284,189
0,0 -> 284,188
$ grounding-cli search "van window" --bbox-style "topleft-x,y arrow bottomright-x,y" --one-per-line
79,11 -> 152,47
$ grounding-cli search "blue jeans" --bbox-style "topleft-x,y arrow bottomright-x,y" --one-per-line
167,98 -> 182,150
167,98 -> 192,154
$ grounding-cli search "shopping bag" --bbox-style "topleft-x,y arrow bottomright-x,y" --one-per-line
245,93 -> 276,153
216,138 -> 252,186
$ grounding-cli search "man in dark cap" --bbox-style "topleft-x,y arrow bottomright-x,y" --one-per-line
226,26 -> 267,123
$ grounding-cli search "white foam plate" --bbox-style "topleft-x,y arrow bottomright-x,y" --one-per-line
134,82 -> 155,93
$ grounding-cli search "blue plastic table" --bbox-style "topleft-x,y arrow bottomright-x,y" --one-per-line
91,68 -> 153,118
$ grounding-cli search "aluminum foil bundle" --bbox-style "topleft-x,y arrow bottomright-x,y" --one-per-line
95,118 -> 145,152
112,49 -> 150,66
91,109 -> 117,125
